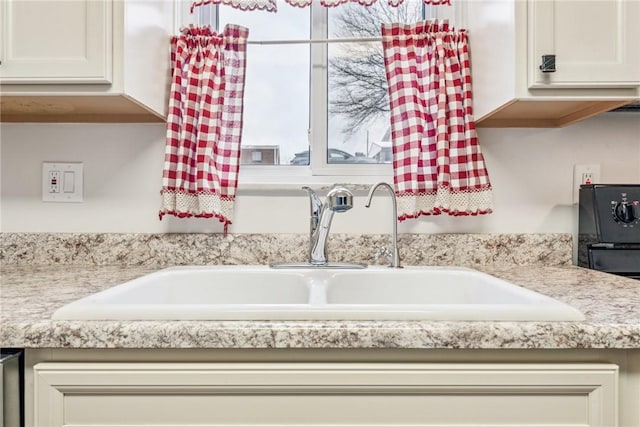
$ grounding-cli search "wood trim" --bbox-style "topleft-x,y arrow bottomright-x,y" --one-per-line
476,99 -> 636,128
0,113 -> 165,123
0,95 -> 166,123
556,101 -> 632,127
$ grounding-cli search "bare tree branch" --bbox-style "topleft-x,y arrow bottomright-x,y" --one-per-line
328,2 -> 423,136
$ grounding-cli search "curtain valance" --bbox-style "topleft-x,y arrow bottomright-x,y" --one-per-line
191,0 -> 450,14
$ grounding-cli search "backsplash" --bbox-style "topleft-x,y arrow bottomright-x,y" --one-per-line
0,233 -> 572,267
3,117 -> 639,235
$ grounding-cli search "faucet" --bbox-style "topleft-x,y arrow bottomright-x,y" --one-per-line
365,182 -> 402,268
270,185 -> 366,269
303,185 -> 354,266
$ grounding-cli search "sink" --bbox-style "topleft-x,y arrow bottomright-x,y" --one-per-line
327,269 -> 553,304
51,266 -> 585,321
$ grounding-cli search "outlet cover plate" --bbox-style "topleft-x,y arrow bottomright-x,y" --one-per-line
573,164 -> 600,204
42,162 -> 83,202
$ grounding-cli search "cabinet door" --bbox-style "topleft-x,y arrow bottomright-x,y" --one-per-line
529,0 -> 640,88
0,0 -> 112,84
34,362 -> 618,426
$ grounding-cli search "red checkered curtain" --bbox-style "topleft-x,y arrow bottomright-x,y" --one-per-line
160,25 -> 248,233
382,20 -> 493,220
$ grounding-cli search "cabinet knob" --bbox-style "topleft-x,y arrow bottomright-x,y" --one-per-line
539,55 -> 556,73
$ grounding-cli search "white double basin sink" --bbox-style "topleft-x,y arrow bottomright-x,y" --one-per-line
52,266 -> 585,321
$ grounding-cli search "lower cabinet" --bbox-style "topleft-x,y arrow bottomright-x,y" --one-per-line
34,362 -> 618,426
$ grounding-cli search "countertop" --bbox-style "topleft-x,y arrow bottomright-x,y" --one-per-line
1,264 -> 639,349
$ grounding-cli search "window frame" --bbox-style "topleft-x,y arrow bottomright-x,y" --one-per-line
177,1 -> 398,188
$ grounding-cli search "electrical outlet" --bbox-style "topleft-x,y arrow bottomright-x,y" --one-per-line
573,164 -> 601,204
49,170 -> 61,193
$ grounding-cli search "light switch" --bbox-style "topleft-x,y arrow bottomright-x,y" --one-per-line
63,171 -> 75,193
42,162 -> 83,202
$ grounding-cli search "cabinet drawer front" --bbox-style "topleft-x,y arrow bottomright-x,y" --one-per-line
529,0 -> 640,88
34,362 -> 618,427
0,0 -> 112,84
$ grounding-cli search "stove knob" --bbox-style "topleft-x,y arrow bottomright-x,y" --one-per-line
614,201 -> 639,223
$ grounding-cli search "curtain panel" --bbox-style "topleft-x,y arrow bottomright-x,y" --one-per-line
160,25 -> 249,233
382,20 -> 493,220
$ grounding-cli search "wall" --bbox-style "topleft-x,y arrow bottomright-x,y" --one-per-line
1,113 -> 639,236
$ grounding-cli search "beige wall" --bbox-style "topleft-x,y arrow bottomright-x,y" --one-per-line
1,113 -> 639,235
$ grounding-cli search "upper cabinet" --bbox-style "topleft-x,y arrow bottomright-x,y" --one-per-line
1,0 -> 636,125
465,0 -> 640,127
0,0 -> 112,84
0,0 -> 174,123
528,0 -> 639,89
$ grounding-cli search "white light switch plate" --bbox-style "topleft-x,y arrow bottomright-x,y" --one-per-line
42,162 -> 83,202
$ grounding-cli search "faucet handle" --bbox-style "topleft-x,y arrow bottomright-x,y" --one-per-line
302,186 -> 322,232
302,186 -> 320,207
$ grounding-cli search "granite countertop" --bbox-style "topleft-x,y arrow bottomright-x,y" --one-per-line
1,264 -> 639,349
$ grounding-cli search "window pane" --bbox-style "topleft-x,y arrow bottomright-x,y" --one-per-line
219,4 -> 311,165
327,3 -> 424,164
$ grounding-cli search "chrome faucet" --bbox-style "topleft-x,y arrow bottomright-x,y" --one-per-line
270,185 -> 366,270
303,185 -> 354,266
365,182 -> 402,268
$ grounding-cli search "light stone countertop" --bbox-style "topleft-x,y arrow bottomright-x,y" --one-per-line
0,232 -> 575,267
1,264 -> 639,349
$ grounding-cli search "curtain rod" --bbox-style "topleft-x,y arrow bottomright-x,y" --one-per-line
246,36 -> 385,45
245,32 -> 456,44
243,28 -> 455,45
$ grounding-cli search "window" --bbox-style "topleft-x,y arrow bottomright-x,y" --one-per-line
184,1 -> 426,183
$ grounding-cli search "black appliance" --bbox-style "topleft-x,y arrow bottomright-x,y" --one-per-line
578,184 -> 640,280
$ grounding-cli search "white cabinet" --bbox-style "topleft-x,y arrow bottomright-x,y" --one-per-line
528,0 -> 640,89
0,0 -> 174,123
0,0 -> 112,84
466,0 -> 640,127
34,362 -> 618,426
